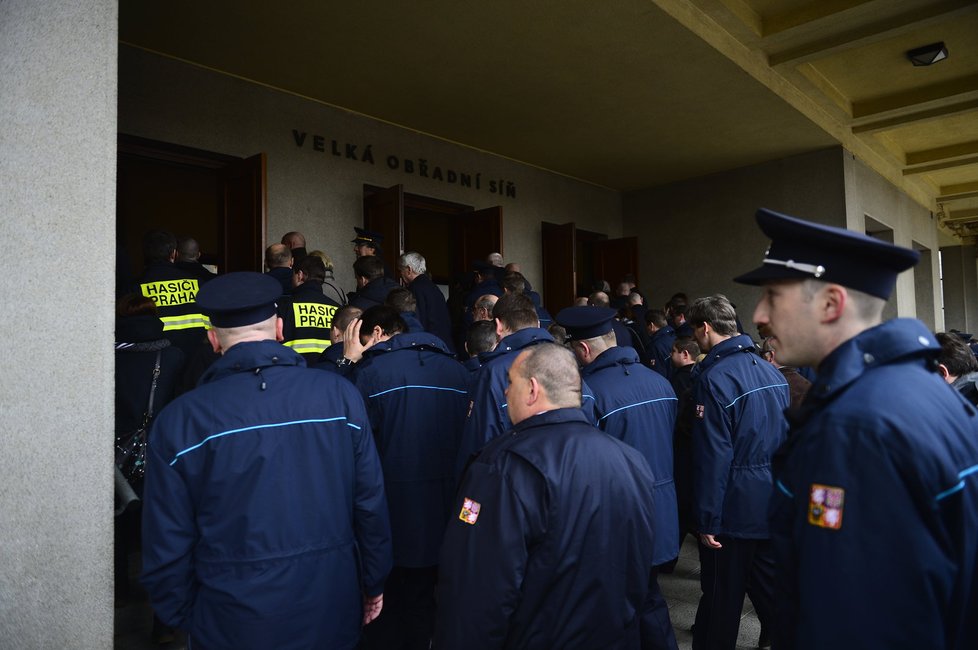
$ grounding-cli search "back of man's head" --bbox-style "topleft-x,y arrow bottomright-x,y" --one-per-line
487,252 -> 504,267
688,295 -> 738,337
385,287 -> 417,314
501,272 -> 527,295
265,243 -> 292,269
358,305 -> 406,342
473,294 -> 498,321
672,336 -> 700,360
519,342 -> 582,409
295,254 -> 326,283
645,309 -> 668,328
353,255 -> 385,281
588,291 -> 611,308
331,305 -> 363,342
936,332 -> 978,379
493,292 -> 538,333
466,320 -> 497,357
398,251 -> 426,276
281,231 -> 306,249
144,229 -> 177,264
176,236 -> 200,262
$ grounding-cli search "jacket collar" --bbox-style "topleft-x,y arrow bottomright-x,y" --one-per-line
512,407 -> 590,434
807,318 -> 939,404
201,340 -> 305,384
695,333 -> 756,374
291,280 -> 325,298
480,327 -> 553,362
362,331 -> 454,357
582,345 -> 640,376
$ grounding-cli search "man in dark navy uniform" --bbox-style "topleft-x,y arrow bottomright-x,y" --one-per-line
352,227 -> 383,258
646,309 -> 677,379
140,272 -> 392,650
558,306 -> 680,650
278,255 -> 342,362
435,342 -> 657,650
342,305 -> 469,650
464,260 -> 504,318
138,229 -> 210,363
264,243 -> 294,296
397,251 -> 454,351
736,208 -> 978,650
350,255 -> 399,310
687,294 -> 788,650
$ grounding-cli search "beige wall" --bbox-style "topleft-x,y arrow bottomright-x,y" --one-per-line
118,46 -> 622,298
0,1 -> 117,646
622,148 -> 846,321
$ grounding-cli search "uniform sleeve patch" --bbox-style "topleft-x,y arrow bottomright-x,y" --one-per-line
808,484 -> 844,530
695,404 -> 705,419
459,497 -> 481,525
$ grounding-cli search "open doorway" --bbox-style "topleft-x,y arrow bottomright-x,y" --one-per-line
116,134 -> 266,292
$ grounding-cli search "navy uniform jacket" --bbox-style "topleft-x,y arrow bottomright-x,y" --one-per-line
691,333 -> 788,538
352,332 -> 469,568
278,280 -> 341,361
265,266 -> 293,296
435,408 -> 657,650
456,328 -> 596,477
139,262 -> 209,359
350,276 -> 399,309
649,326 -> 677,380
583,346 -> 679,566
464,277 -> 503,313
141,340 -> 392,650
408,273 -> 455,351
770,319 -> 978,650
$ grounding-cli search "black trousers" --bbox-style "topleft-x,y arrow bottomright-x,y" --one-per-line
360,565 -> 438,650
692,536 -> 775,650
641,567 -> 680,650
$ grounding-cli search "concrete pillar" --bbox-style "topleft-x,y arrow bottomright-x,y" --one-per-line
913,248 -> 937,331
940,245 -> 978,333
0,1 -> 117,646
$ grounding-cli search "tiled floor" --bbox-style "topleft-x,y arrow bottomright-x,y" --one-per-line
115,536 -> 763,649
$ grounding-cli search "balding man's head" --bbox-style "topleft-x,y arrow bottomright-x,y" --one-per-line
506,343 -> 582,425
281,231 -> 306,249
265,243 -> 293,270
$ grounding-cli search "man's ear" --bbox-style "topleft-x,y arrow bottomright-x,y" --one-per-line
495,317 -> 506,339
275,317 -> 284,342
207,328 -> 222,354
526,376 -> 541,405
937,363 -> 951,380
820,284 -> 847,324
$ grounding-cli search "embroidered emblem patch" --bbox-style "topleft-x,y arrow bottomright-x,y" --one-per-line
808,484 -> 845,530
695,404 -> 705,419
459,497 -> 481,525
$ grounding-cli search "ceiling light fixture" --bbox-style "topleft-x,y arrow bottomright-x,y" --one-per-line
907,42 -> 948,66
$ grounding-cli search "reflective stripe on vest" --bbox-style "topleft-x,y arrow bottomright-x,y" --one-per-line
283,338 -> 332,354
159,313 -> 210,331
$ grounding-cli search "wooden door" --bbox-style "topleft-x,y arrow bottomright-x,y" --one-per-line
460,206 -> 503,274
220,153 -> 266,273
593,236 -> 639,291
363,184 -> 404,274
541,221 -> 577,315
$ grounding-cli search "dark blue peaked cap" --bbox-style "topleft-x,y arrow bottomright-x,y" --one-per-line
196,272 -> 281,328
733,208 -> 920,300
556,306 -> 618,341
351,227 -> 384,246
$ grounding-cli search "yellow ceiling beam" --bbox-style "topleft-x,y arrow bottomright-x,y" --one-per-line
853,76 -> 978,119
903,155 -> 978,175
763,0 -> 874,37
851,99 -> 978,133
716,0 -> 762,37
907,140 -> 978,166
946,207 -> 978,221
941,181 -> 978,196
767,0 -> 977,67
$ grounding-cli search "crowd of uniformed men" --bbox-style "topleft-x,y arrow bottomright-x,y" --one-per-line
115,210 -> 978,650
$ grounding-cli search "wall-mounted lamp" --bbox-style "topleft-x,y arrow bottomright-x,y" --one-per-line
907,42 -> 948,66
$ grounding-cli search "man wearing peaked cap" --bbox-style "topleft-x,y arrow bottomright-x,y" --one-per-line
736,208 -> 978,650
557,306 -> 681,650
352,227 -> 384,258
140,271 -> 392,649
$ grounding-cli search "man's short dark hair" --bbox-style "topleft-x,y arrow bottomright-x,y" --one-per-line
358,305 -> 406,342
466,320 -> 497,357
937,332 -> 978,377
645,309 -> 667,328
143,229 -> 177,264
176,235 -> 200,261
295,255 -> 326,283
687,295 -> 738,336
353,255 -> 385,281
385,287 -> 417,313
501,272 -> 527,295
265,244 -> 292,269
493,293 -> 538,332
588,292 -> 611,308
332,305 -> 362,332
672,336 -> 700,358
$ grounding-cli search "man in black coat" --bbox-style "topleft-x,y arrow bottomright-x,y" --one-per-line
435,342 -> 657,649
397,251 -> 454,351
350,255 -> 399,310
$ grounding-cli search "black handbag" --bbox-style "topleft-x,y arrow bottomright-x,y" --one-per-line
115,350 -> 161,483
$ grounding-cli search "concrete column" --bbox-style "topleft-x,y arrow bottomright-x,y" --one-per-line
0,1 -> 117,646
939,245 -> 978,333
